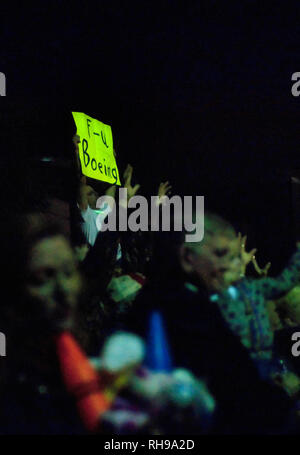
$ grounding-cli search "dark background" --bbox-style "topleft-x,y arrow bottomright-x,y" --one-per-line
1,1 -> 300,273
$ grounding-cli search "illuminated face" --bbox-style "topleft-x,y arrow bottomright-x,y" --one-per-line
191,234 -> 241,293
25,235 -> 82,332
86,185 -> 99,210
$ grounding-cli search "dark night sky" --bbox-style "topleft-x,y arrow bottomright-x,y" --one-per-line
1,1 -> 300,271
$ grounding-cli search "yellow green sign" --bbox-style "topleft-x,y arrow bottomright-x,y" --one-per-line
72,112 -> 121,185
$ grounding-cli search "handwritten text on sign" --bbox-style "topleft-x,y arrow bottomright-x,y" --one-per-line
72,112 -> 120,185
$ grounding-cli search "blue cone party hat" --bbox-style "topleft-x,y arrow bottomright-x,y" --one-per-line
145,310 -> 173,372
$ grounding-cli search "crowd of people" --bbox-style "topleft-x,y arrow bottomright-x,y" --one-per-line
0,125 -> 300,435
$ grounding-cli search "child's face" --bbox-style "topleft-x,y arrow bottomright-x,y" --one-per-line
192,235 -> 242,292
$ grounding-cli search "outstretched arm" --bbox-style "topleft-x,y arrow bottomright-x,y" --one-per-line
252,256 -> 271,277
119,164 -> 141,208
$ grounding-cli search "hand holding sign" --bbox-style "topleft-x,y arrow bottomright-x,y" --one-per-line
72,112 -> 121,185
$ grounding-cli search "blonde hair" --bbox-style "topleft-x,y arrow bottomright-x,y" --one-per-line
185,211 -> 236,248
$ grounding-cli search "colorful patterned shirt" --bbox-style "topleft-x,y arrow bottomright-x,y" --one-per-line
210,246 -> 300,361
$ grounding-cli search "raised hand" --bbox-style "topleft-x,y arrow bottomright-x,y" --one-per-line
238,233 -> 257,275
252,257 -> 271,277
123,164 -> 140,200
158,181 -> 172,199
73,134 -> 83,179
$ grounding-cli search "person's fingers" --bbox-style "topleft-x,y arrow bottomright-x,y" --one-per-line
159,182 -> 172,195
133,184 -> 140,194
264,262 -> 271,274
252,256 -> 262,274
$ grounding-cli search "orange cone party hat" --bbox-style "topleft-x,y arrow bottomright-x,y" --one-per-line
55,331 -> 111,432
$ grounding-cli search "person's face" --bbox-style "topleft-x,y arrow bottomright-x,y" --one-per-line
182,234 -> 241,293
25,235 -> 82,332
86,185 -> 99,210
